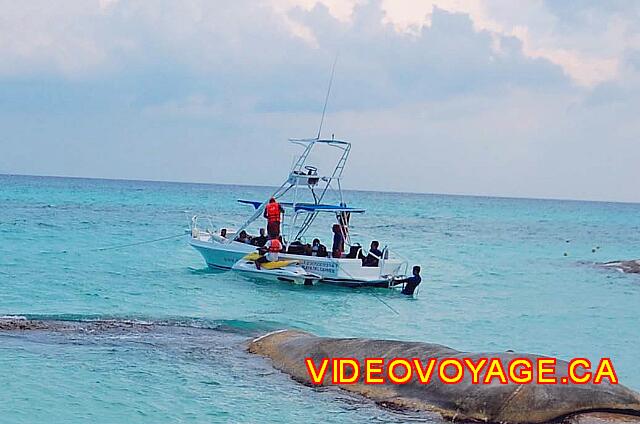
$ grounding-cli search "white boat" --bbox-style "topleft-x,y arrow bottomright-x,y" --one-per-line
231,253 -> 322,285
189,137 -> 408,287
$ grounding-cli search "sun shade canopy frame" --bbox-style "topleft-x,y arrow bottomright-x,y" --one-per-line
237,199 -> 365,214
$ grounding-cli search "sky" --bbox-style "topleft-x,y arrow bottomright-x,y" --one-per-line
1,0 -> 640,202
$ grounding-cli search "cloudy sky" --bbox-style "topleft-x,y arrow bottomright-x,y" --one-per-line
1,0 -> 639,202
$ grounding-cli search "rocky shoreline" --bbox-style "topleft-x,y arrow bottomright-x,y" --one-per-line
599,260 -> 640,274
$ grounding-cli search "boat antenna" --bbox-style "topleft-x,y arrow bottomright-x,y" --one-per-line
316,53 -> 338,140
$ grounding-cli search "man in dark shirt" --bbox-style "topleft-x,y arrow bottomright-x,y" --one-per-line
363,241 -> 383,267
235,230 -> 250,244
393,266 -> 422,295
251,228 -> 268,247
311,238 -> 328,257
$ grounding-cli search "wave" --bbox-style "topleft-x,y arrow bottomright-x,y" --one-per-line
36,222 -> 59,228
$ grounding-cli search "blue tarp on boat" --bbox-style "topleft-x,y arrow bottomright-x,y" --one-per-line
237,199 -> 365,213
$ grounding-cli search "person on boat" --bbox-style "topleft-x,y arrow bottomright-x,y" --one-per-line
236,230 -> 250,244
362,241 -> 383,267
264,197 -> 284,238
346,243 -> 364,259
286,240 -> 306,255
311,238 -> 328,257
393,266 -> 422,296
255,237 -> 283,270
220,228 -> 227,238
251,228 -> 268,247
331,224 -> 344,258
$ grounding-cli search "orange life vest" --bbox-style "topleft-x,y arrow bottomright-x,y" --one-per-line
265,202 -> 281,222
268,238 -> 282,253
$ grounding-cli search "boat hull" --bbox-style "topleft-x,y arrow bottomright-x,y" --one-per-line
189,237 -> 253,270
189,236 -> 405,287
231,260 -> 321,285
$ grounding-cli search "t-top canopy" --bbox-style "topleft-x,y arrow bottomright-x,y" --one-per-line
237,199 -> 365,213
288,137 -> 350,146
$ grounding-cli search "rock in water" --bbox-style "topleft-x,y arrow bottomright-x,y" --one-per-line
249,330 -> 640,424
599,260 -> 640,274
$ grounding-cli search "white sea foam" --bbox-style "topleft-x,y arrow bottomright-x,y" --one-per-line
251,329 -> 288,343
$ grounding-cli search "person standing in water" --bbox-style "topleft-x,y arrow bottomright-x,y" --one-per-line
264,197 -> 284,238
393,266 -> 422,295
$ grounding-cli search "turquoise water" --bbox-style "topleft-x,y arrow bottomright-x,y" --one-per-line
1,174 -> 639,423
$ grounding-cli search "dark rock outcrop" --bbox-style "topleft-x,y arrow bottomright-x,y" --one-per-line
599,260 -> 640,274
249,330 -> 640,424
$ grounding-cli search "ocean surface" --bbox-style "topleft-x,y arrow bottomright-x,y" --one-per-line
1,174 -> 639,423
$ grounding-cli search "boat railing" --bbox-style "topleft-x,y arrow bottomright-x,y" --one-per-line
357,244 -> 403,280
379,246 -> 387,278
379,246 -> 409,282
190,214 -> 216,239
353,246 -> 363,260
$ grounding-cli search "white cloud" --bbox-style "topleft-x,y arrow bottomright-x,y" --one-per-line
1,0 -> 637,87
1,0 -> 640,201
275,0 -> 636,87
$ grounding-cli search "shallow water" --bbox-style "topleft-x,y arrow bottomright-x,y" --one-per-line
1,174 -> 639,423
0,319 -> 434,424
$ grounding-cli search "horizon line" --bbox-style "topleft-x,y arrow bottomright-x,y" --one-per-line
1,172 -> 639,206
